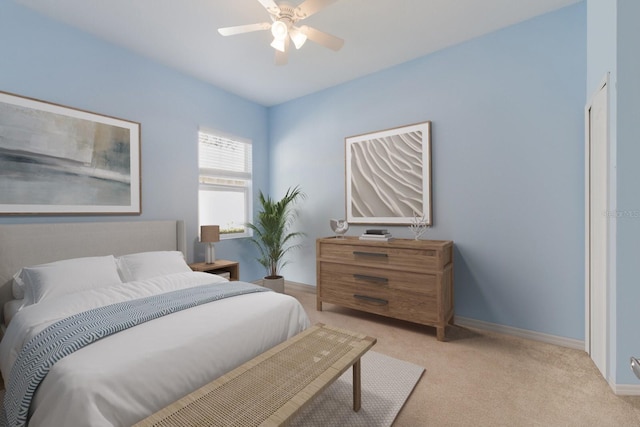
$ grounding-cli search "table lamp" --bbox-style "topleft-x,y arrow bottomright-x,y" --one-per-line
201,225 -> 220,264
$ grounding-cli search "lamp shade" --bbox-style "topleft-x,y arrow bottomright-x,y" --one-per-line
271,20 -> 288,40
200,225 -> 220,243
270,37 -> 286,52
290,28 -> 307,49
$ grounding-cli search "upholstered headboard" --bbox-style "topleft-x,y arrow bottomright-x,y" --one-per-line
0,220 -> 186,320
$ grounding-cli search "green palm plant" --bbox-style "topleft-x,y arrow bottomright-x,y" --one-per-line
246,186 -> 306,278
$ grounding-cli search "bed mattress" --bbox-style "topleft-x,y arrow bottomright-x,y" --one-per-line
0,272 -> 310,426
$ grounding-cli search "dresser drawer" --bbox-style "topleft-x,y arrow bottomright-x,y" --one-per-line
317,241 -> 448,271
318,273 -> 438,324
316,237 -> 454,340
318,262 -> 437,295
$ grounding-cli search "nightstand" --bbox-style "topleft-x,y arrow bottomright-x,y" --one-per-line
189,260 -> 240,281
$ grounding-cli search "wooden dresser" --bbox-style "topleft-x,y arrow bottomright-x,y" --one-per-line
316,236 -> 454,341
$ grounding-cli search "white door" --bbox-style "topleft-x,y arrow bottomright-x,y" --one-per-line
585,78 -> 608,379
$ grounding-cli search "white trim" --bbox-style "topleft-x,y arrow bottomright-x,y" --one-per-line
455,316 -> 584,350
197,127 -> 253,238
610,381 -> 640,396
584,73 -> 610,379
285,282 -> 586,350
284,281 -> 315,291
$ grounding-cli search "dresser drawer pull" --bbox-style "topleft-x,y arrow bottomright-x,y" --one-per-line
353,294 -> 389,305
353,274 -> 388,284
353,251 -> 388,258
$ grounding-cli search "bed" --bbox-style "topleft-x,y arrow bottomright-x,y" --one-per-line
0,220 -> 310,427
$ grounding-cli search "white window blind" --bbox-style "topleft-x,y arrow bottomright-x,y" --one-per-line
199,133 -> 251,175
198,129 -> 252,238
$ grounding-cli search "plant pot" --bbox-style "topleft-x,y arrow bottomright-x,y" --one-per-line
262,276 -> 285,293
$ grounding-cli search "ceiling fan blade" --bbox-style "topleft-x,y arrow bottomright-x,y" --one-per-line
256,0 -> 280,15
296,0 -> 340,19
218,22 -> 271,36
299,25 -> 344,51
275,37 -> 290,66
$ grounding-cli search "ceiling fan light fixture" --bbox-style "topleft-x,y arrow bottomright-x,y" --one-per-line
271,20 -> 288,40
270,37 -> 286,52
218,0 -> 344,62
290,28 -> 307,49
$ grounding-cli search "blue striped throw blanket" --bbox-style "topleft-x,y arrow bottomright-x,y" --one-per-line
3,281 -> 269,427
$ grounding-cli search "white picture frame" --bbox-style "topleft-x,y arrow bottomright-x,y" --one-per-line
0,91 -> 141,215
345,121 -> 432,225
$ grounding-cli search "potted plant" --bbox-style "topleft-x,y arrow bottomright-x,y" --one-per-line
246,186 -> 306,293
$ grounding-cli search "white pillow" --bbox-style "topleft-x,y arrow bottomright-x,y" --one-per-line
20,255 -> 123,305
4,299 -> 25,326
116,251 -> 191,282
12,271 -> 25,300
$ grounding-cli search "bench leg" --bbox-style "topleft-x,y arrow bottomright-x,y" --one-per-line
353,358 -> 361,411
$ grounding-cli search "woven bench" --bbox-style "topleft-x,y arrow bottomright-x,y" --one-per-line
133,323 -> 377,427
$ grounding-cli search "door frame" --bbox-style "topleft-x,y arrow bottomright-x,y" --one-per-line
584,73 -> 610,378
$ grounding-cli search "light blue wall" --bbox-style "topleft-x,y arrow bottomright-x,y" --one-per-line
586,0 -> 640,387
1,0 -> 592,343
269,4 -> 586,340
0,0 -> 269,281
615,0 -> 640,387
586,0 -> 616,93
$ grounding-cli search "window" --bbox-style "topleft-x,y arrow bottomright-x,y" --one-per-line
198,128 -> 252,239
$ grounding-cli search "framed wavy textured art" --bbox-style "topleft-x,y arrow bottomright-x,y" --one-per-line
0,91 -> 141,215
345,121 -> 431,225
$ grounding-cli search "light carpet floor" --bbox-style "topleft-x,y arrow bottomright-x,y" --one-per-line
290,350 -> 424,426
284,282 -> 640,426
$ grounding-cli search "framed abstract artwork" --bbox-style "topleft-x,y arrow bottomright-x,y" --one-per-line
0,91 -> 141,215
345,121 -> 431,225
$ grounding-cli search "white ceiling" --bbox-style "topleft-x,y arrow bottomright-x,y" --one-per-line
16,0 -> 580,106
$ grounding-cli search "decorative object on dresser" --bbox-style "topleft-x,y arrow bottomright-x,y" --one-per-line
200,225 -> 220,263
359,228 -> 394,241
316,236 -> 454,341
329,219 -> 349,238
247,186 -> 306,293
409,211 -> 430,240
189,260 -> 239,281
345,121 -> 432,225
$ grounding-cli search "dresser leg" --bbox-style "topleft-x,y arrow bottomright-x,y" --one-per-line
317,300 -> 323,311
436,326 -> 446,342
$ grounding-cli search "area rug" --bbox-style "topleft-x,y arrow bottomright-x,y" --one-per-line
290,350 -> 425,427
0,351 -> 424,426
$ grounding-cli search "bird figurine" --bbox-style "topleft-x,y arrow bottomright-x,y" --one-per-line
330,219 -> 349,238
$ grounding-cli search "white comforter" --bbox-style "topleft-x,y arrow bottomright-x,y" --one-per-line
0,272 -> 310,426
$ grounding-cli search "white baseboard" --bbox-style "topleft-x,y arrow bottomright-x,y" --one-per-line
283,283 -> 640,395
455,316 -> 585,350
284,281 -> 315,291
609,379 -> 640,395
281,283 -> 585,351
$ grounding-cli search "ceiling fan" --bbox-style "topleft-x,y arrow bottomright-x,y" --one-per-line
218,0 -> 344,65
